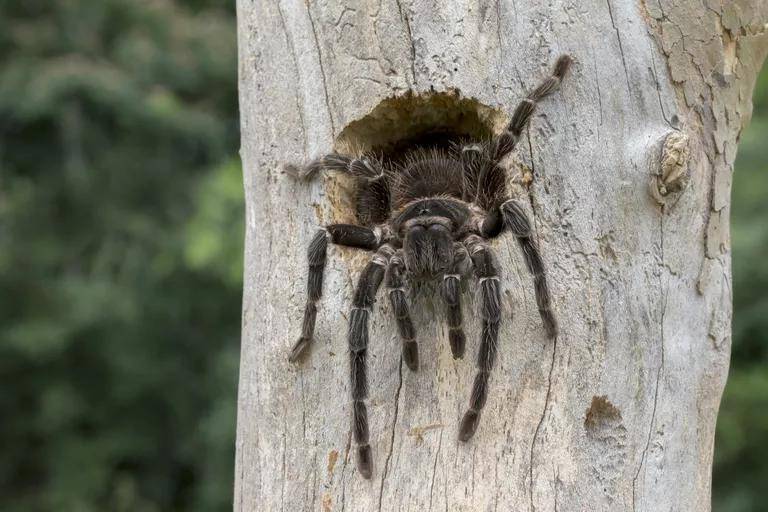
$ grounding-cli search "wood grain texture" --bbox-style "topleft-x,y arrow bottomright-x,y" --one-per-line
235,1 -> 768,510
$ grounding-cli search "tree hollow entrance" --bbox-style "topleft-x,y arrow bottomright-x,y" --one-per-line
335,90 -> 507,161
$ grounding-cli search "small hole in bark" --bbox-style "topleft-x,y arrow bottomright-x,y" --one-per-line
335,90 -> 507,162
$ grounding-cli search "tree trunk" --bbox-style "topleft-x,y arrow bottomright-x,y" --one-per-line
234,1 -> 767,510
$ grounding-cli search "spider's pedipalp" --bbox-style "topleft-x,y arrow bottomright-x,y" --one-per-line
386,251 -> 419,371
442,273 -> 465,358
441,242 -> 471,359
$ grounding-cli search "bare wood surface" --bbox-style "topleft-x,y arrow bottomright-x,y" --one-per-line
235,1 -> 768,510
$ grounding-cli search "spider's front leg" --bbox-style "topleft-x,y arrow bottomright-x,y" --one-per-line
441,243 -> 471,359
481,199 -> 557,338
459,235 -> 502,442
491,54 -> 572,163
386,250 -> 419,371
349,243 -> 394,479
289,224 -> 382,362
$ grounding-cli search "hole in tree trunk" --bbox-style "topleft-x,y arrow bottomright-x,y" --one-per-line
323,91 -> 508,226
335,90 -> 508,162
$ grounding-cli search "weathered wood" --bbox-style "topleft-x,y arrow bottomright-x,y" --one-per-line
235,1 -> 768,510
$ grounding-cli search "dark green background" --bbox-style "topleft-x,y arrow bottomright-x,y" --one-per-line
0,2 -> 764,510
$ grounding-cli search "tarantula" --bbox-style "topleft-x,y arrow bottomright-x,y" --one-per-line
288,55 -> 571,479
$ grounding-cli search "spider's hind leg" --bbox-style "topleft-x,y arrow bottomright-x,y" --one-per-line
457,142 -> 486,202
286,151 -> 391,226
285,152 -> 384,181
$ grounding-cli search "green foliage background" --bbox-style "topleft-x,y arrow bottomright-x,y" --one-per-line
0,1 -> 240,510
0,1 -> 764,510
713,63 -> 768,512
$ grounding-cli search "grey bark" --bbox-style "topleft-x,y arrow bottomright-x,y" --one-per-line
234,1 -> 768,511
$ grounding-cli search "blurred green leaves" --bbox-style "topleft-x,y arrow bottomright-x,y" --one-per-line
0,1 -> 240,511
713,65 -> 768,512
184,159 -> 245,287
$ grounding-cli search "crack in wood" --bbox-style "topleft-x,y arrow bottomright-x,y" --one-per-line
632,215 -> 667,511
305,3 -> 337,136
378,357 -> 403,511
395,0 -> 417,86
428,429 -> 443,511
605,0 -> 633,96
529,333 -> 557,512
276,1 -> 309,154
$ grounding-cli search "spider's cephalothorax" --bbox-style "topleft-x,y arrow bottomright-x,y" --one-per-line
287,55 -> 572,479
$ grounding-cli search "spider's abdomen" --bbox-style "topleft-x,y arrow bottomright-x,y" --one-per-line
392,149 -> 464,207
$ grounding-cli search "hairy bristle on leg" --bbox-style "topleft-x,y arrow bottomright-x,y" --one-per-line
291,224 -> 384,362
503,200 -> 558,338
284,152 -> 386,181
441,243 -> 471,359
348,245 -> 393,479
491,54 -> 572,163
289,229 -> 328,362
386,251 -> 419,371
459,237 -> 502,441
520,238 -> 558,338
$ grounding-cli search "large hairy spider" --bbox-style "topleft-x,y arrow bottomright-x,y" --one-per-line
288,55 -> 571,479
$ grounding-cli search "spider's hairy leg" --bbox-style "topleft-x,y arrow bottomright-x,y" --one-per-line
458,143 -> 485,201
459,236 -> 502,442
349,244 -> 394,479
289,224 -> 382,362
441,243 -> 471,359
492,54 -> 573,162
386,250 -> 419,371
285,152 -> 384,181
481,199 -> 558,338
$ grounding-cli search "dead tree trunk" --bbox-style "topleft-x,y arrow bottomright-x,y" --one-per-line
234,1 -> 767,510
